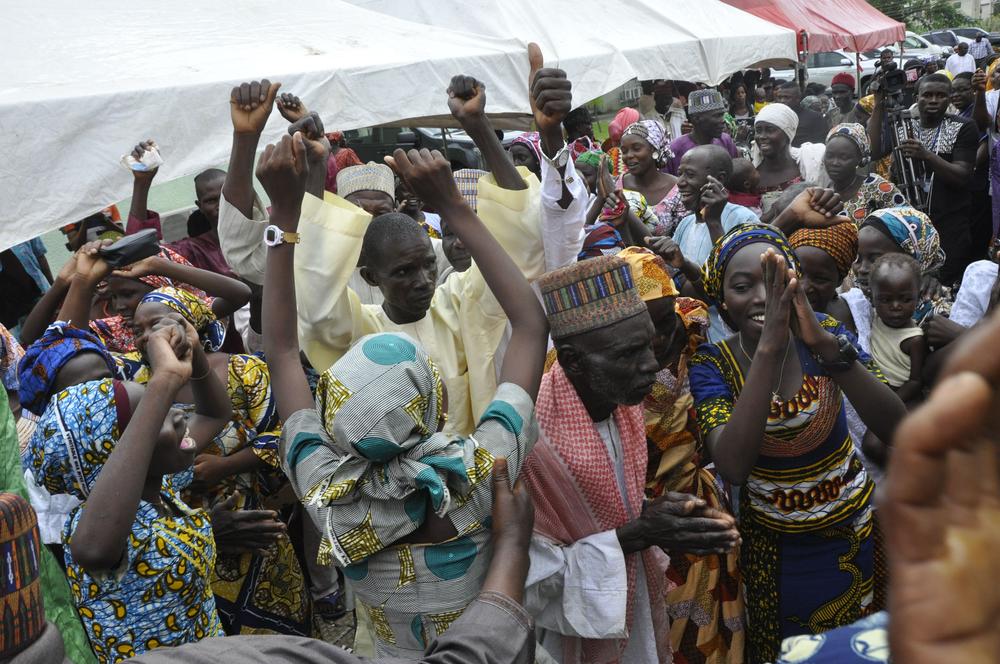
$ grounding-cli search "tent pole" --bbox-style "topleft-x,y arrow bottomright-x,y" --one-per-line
856,52 -> 862,97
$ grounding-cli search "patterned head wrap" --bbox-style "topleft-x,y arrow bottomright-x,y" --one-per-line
539,255 -> 647,339
26,378 -> 121,500
510,132 -> 543,164
578,223 -> 625,260
325,130 -> 345,146
827,123 -> 871,165
861,207 -> 946,275
609,107 -> 641,144
618,247 -> 680,302
702,223 -> 799,305
789,221 -> 859,278
18,322 -> 116,417
675,297 -> 711,355
576,150 -> 611,173
0,493 -> 45,659
755,103 -> 799,143
139,287 -> 225,351
336,162 -> 395,199
621,120 -> 674,167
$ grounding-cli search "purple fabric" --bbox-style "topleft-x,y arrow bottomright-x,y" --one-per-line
665,133 -> 739,175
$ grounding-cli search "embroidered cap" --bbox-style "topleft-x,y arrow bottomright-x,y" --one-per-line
0,494 -> 45,658
687,89 -> 727,115
336,162 -> 395,199
539,255 -> 647,339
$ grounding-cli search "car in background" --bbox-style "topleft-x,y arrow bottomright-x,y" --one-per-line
922,29 -> 972,49
864,31 -> 951,61
342,126 -> 523,171
951,26 -> 1000,48
772,49 -> 879,91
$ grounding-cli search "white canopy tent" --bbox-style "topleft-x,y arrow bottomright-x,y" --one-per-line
347,0 -> 799,86
0,0 -> 796,250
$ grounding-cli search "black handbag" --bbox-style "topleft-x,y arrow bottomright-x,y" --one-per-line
98,229 -> 160,268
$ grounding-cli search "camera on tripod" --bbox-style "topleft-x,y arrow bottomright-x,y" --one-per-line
870,62 -> 908,103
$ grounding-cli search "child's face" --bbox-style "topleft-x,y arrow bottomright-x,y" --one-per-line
872,268 -> 919,329
575,161 -> 598,194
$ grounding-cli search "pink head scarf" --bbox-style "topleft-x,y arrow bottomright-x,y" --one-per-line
608,107 -> 641,145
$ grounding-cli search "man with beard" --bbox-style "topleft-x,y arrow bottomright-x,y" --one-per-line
870,73 -> 979,285
520,256 -> 740,664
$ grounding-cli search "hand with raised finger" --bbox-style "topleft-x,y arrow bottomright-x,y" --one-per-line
287,111 -> 331,168
386,148 -> 464,211
276,92 -> 309,124
255,133 -> 310,216
528,42 -> 572,134
447,74 -> 487,126
699,175 -> 729,220
884,308 -> 1000,662
230,79 -> 282,135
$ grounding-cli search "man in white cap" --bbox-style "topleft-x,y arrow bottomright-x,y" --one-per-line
666,89 -> 739,174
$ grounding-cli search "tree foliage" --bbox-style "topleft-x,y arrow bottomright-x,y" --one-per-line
869,0 -> 970,31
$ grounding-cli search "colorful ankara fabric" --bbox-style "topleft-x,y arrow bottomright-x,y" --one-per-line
452,169 -> 487,212
568,136 -> 601,161
281,348 -> 537,657
775,611 -> 888,663
642,298 -> 746,664
538,255 -> 647,339
140,287 -> 225,351
618,246 -> 680,301
0,324 -> 23,392
521,361 -> 670,663
180,353 -> 310,638
578,223 -> 626,260
840,175 -> 908,224
622,120 -> 674,167
18,322 -> 116,417
25,378 -> 222,662
789,222 -> 859,278
861,207 -> 946,275
701,223 -> 799,305
0,493 -> 45,659
0,403 -> 96,664
826,123 -> 871,164
689,316 -> 879,663
576,150 -> 610,173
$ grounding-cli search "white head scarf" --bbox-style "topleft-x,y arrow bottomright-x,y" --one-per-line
755,103 -> 799,143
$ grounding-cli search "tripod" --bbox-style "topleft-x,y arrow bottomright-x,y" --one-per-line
885,100 -> 928,212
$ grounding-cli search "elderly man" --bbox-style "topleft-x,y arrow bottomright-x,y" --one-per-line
968,33 -> 993,68
666,89 -> 739,174
946,42 -> 976,76
521,256 -> 740,664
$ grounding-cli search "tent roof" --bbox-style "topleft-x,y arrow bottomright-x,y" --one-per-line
721,0 -> 905,53
347,0 -> 798,87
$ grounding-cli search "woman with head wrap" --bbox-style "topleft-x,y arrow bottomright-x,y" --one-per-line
25,325 -> 232,662
602,119 -> 686,235
508,131 -> 543,180
128,286 -> 313,638
752,103 -> 830,214
789,220 -> 859,316
689,223 -> 905,662
824,123 -> 907,224
839,207 -> 947,353
603,107 -> 642,178
618,247 -> 746,664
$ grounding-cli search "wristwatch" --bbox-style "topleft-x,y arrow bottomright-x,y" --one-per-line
543,144 -> 571,169
263,225 -> 300,247
816,334 -> 858,374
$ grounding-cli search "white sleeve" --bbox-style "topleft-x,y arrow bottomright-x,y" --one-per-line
217,193 -> 269,285
523,530 -> 629,639
987,91 -> 1000,142
949,260 -> 998,327
539,156 -> 587,272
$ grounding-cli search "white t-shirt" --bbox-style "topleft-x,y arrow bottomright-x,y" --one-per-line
946,52 -> 976,76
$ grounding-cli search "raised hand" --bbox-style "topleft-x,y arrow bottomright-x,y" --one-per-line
790,279 -> 839,356
973,68 -> 988,92
447,74 -> 487,125
286,112 -> 331,167
74,239 -> 115,285
884,309 -> 1000,662
699,175 -> 729,220
145,324 -> 193,384
255,133 -> 309,216
110,255 -> 168,280
646,235 -> 687,269
758,249 -> 796,353
528,42 -> 572,135
230,79 -> 281,135
129,139 -> 159,182
276,92 -> 309,124
385,148 -> 464,212
210,492 -> 287,556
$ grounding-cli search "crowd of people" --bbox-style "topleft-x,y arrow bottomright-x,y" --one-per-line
2,41 -> 1000,664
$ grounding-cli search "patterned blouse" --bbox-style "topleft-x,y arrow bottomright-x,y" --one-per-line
842,174 -> 908,225
688,316 -> 878,533
63,490 -> 222,663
